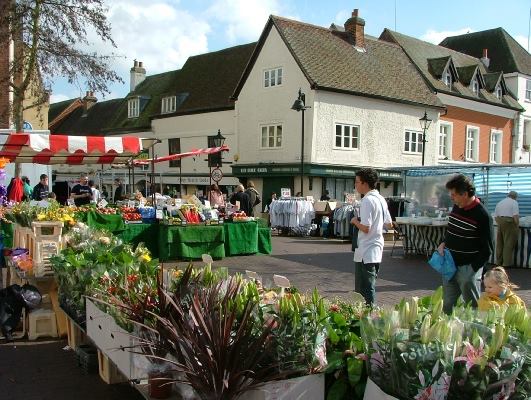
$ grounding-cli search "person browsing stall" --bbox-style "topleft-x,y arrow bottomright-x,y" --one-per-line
230,184 -> 252,216
31,174 -> 49,200
494,191 -> 519,268
437,174 -> 493,314
351,168 -> 392,306
71,175 -> 93,206
208,183 -> 225,208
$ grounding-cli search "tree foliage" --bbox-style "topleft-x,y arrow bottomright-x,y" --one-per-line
0,0 -> 123,132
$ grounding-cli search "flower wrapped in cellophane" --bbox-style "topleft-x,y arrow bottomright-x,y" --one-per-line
390,290 -> 464,400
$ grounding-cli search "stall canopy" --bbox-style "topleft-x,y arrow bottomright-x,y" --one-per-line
0,133 -> 143,165
133,144 -> 229,165
401,164 -> 531,216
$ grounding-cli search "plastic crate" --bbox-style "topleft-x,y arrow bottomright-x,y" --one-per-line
76,344 -> 98,374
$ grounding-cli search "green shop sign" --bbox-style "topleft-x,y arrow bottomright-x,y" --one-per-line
232,164 -> 401,180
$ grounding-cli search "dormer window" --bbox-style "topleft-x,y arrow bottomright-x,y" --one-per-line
442,69 -> 452,87
471,78 -> 479,95
495,84 -> 503,99
128,98 -> 139,118
161,96 -> 177,114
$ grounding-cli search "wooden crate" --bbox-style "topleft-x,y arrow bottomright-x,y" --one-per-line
97,350 -> 127,384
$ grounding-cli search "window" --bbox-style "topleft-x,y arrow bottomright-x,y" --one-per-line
442,69 -> 452,87
403,130 -> 424,153
334,123 -> 360,149
161,96 -> 177,114
324,178 -> 354,201
128,98 -> 139,118
207,136 -> 222,167
438,122 -> 452,158
495,84 -> 503,100
465,126 -> 479,161
490,130 -> 503,163
264,67 -> 283,87
261,124 -> 282,148
471,78 -> 479,95
168,138 -> 181,168
526,80 -> 531,101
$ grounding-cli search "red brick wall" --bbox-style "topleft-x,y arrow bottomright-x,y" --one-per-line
442,105 -> 513,163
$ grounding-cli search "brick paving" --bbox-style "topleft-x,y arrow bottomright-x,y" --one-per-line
1,235 -> 529,399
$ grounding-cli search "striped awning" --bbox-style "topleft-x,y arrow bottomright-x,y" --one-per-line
133,144 -> 229,165
0,133 -> 142,165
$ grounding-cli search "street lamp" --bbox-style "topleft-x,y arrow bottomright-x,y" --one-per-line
291,88 -> 311,196
419,111 -> 432,166
212,129 -> 226,148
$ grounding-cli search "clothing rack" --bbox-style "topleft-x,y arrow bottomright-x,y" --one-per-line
269,198 -> 315,235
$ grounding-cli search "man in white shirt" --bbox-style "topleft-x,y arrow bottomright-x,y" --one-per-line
494,191 -> 519,267
351,168 -> 392,305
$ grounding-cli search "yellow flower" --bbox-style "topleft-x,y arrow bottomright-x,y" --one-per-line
139,254 -> 151,262
37,213 -> 46,221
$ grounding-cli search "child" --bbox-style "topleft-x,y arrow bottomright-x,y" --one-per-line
478,266 -> 525,311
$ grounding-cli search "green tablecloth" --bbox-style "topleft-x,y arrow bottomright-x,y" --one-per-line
258,227 -> 272,254
117,223 -> 159,258
159,225 -> 225,261
223,222 -> 258,256
81,210 -> 126,234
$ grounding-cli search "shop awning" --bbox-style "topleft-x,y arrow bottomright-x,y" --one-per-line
133,144 -> 229,165
0,133 -> 143,165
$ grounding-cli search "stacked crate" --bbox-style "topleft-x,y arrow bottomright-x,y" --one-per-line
31,221 -> 63,277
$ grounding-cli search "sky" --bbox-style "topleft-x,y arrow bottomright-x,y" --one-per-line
50,0 -> 531,103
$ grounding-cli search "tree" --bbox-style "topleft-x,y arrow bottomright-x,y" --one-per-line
0,0 -> 123,175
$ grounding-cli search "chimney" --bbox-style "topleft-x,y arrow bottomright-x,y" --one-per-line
130,59 -> 146,92
82,90 -> 97,115
344,9 -> 365,49
480,48 -> 490,68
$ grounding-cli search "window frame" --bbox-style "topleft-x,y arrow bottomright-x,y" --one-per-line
128,97 -> 140,118
161,95 -> 177,114
526,79 -> 531,101
333,122 -> 361,150
263,67 -> 283,88
465,125 -> 480,162
471,77 -> 479,95
260,124 -> 283,149
438,121 -> 453,159
168,138 -> 181,168
403,129 -> 424,154
489,129 -> 503,164
442,68 -> 452,87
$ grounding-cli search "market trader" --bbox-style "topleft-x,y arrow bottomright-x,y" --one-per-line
351,168 -> 392,306
494,191 -> 519,267
31,174 -> 49,200
437,174 -> 493,314
71,175 -> 93,206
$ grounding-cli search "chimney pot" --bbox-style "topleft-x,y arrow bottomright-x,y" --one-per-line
134,60 -> 138,67
86,90 -> 90,96
482,48 -> 488,58
139,61 -> 143,68
344,8 -> 365,49
480,48 -> 490,68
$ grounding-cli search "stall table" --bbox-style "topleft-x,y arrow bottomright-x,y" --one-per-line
118,223 -> 159,258
397,221 -> 531,268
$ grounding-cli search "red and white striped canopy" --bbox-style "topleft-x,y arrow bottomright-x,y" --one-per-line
133,144 -> 229,165
0,133 -> 143,165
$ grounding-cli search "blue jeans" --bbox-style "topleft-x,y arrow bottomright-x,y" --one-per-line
354,261 -> 379,306
443,264 -> 483,314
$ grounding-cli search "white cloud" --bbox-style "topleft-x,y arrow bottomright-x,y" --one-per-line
514,35 -> 530,52
421,28 -> 474,45
49,93 -> 71,103
334,10 -> 351,25
206,0 -> 285,43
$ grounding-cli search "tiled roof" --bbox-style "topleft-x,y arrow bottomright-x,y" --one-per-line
52,98 -> 123,136
381,29 -> 522,111
483,72 -> 503,92
456,65 -> 480,86
48,98 -> 81,127
440,28 -> 531,76
233,16 -> 443,109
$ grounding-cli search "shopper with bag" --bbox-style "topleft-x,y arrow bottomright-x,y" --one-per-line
245,181 -> 261,217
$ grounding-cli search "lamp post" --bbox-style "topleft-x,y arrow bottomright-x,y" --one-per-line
291,89 -> 311,196
209,129 -> 226,187
419,111 -> 432,166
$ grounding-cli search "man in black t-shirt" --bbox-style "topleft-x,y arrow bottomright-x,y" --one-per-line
114,178 -> 125,202
32,174 -> 49,200
71,175 -> 93,206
